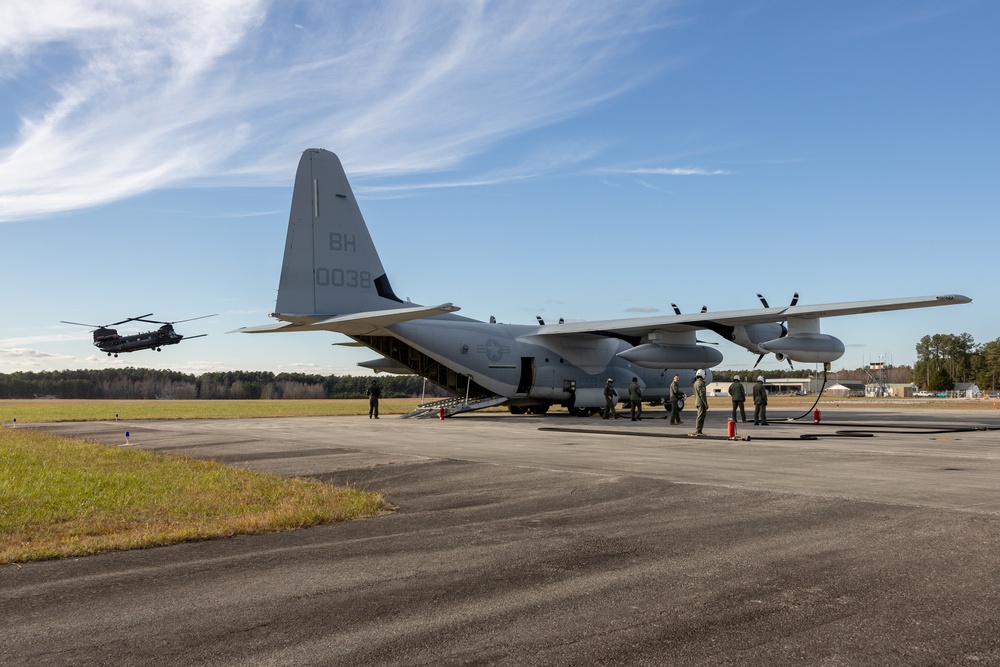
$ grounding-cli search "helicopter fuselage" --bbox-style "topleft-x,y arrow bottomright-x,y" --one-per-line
94,325 -> 182,356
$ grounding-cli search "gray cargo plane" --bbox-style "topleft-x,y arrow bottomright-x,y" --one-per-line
239,149 -> 970,416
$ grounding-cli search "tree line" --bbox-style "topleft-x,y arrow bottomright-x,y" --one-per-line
0,369 -> 450,400
912,333 -> 1000,391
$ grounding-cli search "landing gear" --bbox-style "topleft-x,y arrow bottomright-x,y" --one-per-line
569,406 -> 593,417
508,404 -> 551,415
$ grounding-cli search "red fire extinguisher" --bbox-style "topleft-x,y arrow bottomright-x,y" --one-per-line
813,409 -> 821,424
727,419 -> 736,438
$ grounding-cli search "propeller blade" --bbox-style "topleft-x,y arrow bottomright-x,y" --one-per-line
789,292 -> 799,307
753,353 -> 765,369
757,293 -> 769,308
671,303 -> 681,315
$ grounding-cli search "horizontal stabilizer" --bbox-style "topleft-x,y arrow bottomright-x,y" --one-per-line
236,303 -> 460,337
231,322 -> 310,334
358,358 -> 416,374
315,303 -> 460,336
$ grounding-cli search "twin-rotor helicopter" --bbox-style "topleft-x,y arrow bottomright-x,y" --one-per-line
60,314 -> 216,357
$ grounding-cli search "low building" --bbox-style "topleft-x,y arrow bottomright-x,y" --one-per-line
865,383 -> 915,398
954,383 -> 982,399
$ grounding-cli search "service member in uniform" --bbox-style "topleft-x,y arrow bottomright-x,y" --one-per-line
628,377 -> 643,421
753,375 -> 769,425
366,378 -> 381,419
691,369 -> 708,437
669,374 -> 684,424
728,375 -> 747,423
603,378 -> 619,420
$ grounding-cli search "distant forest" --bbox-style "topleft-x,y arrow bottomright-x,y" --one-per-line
0,369 -> 451,400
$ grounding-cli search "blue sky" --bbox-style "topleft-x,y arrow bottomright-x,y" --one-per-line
1,0 -> 995,377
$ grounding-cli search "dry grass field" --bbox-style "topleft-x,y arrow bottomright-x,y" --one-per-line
1,394 -> 997,426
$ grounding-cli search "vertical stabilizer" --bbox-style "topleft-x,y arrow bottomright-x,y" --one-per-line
274,149 -> 405,317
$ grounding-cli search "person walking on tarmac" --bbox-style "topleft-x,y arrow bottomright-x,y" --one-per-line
753,375 -> 769,425
366,378 -> 381,419
628,376 -> 643,421
691,369 -> 708,437
728,375 -> 747,423
602,378 -> 619,419
669,374 -> 684,424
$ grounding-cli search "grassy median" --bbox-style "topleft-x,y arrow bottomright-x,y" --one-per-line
0,428 -> 393,564
0,398 -> 426,423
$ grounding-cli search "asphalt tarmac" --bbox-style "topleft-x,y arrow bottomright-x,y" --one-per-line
4,406 -> 1000,666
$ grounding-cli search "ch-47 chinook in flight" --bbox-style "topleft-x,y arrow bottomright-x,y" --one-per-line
61,314 -> 216,357
238,149 -> 971,416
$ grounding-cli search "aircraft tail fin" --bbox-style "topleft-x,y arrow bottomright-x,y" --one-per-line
273,149 -> 405,319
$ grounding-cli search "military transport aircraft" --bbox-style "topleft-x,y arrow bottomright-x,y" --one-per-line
238,149 -> 970,416
61,314 -> 216,357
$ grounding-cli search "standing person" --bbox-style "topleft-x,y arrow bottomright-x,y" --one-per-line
728,375 -> 747,423
628,377 -> 643,421
669,374 -> 684,424
602,378 -> 619,420
753,375 -> 769,425
691,369 -> 708,437
366,378 -> 381,419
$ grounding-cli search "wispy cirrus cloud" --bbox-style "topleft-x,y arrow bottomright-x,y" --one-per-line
0,0 -> 671,221
607,166 -> 732,176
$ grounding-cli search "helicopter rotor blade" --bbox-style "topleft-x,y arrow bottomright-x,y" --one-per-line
182,333 -> 209,340
175,313 -> 217,324
137,313 -> 218,325
109,313 -> 155,326
60,320 -> 104,328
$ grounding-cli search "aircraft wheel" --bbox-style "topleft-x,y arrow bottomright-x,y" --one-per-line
569,407 -> 591,417
528,404 -> 550,415
507,406 -> 527,415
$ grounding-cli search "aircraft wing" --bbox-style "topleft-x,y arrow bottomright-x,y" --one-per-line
521,293 -> 970,367
533,294 -> 970,338
235,303 -> 460,337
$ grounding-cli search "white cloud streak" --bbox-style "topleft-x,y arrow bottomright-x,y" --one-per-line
611,166 -> 732,176
0,0 -> 668,221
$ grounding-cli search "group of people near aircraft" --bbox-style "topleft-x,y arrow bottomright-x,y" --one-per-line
603,373 -> 771,437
